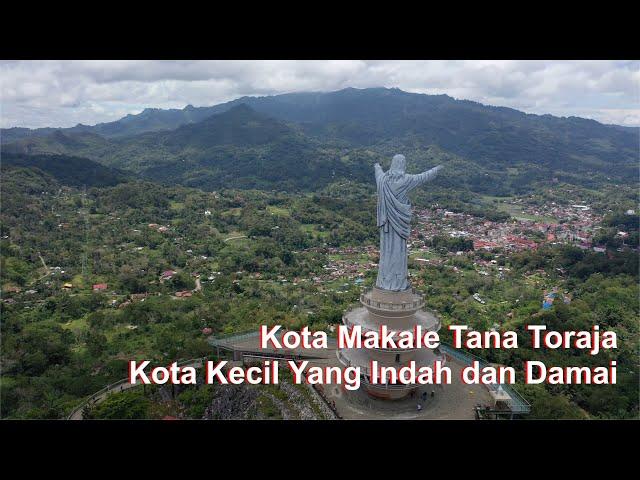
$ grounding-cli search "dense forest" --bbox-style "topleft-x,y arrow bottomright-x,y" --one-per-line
1,88 -> 638,419
1,165 -> 638,419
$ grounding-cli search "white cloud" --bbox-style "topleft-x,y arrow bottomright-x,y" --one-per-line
1,60 -> 638,128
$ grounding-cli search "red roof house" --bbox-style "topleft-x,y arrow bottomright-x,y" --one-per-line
160,270 -> 176,280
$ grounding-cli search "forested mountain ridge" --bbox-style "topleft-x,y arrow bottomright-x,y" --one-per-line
2,131 -> 112,158
2,88 -> 637,195
4,87 -> 636,163
1,153 -> 129,187
159,104 -> 296,148
210,88 -> 637,179
2,105 -> 370,191
0,104 -> 215,143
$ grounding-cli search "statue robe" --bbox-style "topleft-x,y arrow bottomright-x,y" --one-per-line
375,164 -> 441,291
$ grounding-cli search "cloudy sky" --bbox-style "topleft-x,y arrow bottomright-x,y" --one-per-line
1,60 -> 639,129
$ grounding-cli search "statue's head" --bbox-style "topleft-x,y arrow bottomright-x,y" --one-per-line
389,154 -> 406,177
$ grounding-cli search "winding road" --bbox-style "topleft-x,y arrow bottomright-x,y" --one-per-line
67,357 -> 207,420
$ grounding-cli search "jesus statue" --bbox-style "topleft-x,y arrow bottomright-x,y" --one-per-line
374,154 -> 443,291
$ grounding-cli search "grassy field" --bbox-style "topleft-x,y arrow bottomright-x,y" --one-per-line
169,201 -> 185,212
62,316 -> 89,333
409,250 -> 437,260
221,207 -> 242,218
499,204 -> 557,223
300,224 -> 329,240
266,205 -> 291,217
480,195 -> 558,223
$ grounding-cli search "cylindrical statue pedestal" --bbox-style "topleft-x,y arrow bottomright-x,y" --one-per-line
337,287 -> 445,400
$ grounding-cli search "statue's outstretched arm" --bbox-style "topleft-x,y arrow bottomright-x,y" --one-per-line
417,164 -> 443,184
374,163 -> 384,182
407,164 -> 443,190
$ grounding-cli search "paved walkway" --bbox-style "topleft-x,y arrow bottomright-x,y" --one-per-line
68,381 -> 137,420
68,358 -> 206,420
214,332 -> 493,420
321,358 -> 492,420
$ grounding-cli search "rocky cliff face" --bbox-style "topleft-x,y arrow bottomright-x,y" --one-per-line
201,381 -> 334,420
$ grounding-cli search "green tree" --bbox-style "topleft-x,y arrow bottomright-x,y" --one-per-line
87,390 -> 151,419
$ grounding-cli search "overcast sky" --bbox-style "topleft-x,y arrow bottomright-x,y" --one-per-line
1,60 -> 639,129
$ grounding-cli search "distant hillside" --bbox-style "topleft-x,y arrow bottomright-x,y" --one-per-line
208,88 -> 638,178
132,105 -> 350,190
160,104 -> 297,149
1,153 -> 129,187
4,105 -> 368,191
1,104 -> 215,142
2,88 -> 637,193
3,130 -> 112,158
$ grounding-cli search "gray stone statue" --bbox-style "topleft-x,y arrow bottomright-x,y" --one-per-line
374,154 -> 443,291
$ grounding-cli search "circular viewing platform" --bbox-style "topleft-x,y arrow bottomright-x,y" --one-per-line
343,307 -> 441,345
337,347 -> 447,400
360,287 -> 424,314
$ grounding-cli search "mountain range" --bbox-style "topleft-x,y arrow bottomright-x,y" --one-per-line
2,87 -> 638,194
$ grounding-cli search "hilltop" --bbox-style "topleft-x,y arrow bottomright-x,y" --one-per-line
2,88 -> 636,195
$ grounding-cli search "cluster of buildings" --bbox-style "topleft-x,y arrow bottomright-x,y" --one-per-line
284,200 -> 609,309
409,203 -> 603,253
296,201 -> 604,290
304,246 -> 378,286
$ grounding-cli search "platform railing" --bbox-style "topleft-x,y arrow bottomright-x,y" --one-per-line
209,330 -> 260,347
337,347 -> 447,390
336,349 -> 370,376
439,343 -> 531,414
359,288 -> 425,311
360,376 -> 417,391
342,315 -> 441,336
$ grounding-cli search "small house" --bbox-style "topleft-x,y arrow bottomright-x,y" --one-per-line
160,270 -> 176,281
